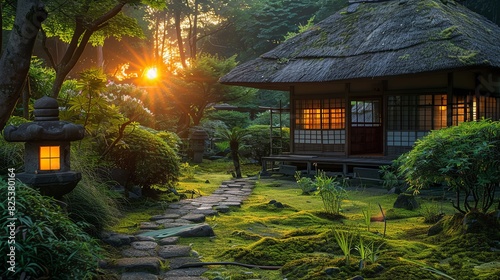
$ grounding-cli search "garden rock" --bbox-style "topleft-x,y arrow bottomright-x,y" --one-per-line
102,233 -> 137,247
159,236 -> 180,245
427,221 -> 444,236
121,272 -> 159,280
176,224 -> 215,237
131,241 -> 158,250
181,213 -> 206,223
393,194 -> 419,210
214,205 -> 230,213
158,245 -> 192,258
122,248 -> 156,257
112,257 -> 161,274
325,267 -> 340,275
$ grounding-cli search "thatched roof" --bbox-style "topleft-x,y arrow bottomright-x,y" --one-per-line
220,0 -> 500,90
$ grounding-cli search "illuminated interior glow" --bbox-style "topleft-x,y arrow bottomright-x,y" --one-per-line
40,146 -> 60,171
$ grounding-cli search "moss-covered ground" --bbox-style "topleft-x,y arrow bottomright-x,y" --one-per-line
109,160 -> 500,280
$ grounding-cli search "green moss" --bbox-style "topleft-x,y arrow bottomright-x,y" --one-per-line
398,54 -> 410,60
440,26 -> 458,39
282,256 -> 358,279
385,208 -> 421,220
223,235 -> 331,266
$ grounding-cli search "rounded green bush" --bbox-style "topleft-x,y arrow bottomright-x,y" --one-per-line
105,126 -> 180,194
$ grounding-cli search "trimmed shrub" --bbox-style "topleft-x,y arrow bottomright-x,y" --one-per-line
398,120 -> 500,214
105,126 -> 180,195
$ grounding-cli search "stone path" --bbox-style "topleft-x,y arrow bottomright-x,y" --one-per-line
100,178 -> 256,280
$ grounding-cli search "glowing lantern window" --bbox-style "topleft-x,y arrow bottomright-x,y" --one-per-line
40,146 -> 61,170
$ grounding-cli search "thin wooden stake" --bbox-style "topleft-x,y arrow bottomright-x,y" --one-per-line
378,203 -> 386,238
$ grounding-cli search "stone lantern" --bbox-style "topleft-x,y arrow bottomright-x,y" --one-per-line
3,96 -> 85,198
189,130 -> 208,163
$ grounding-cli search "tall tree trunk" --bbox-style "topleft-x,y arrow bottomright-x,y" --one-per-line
0,0 -> 47,130
190,0 -> 198,60
230,140 -> 242,178
174,8 -> 187,69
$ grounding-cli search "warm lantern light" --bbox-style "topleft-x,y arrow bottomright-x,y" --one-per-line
40,146 -> 61,171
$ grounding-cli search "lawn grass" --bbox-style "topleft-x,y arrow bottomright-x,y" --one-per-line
108,159 -> 500,280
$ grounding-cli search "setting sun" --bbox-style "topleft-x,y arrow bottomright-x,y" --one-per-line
145,67 -> 158,80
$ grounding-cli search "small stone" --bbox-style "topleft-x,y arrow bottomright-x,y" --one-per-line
121,248 -> 156,257
181,214 -> 205,223
269,200 -> 277,204
325,267 -> 340,275
274,202 -> 284,208
159,236 -> 180,245
214,205 -> 230,213
176,224 -> 215,238
140,222 -> 160,230
131,241 -> 157,251
136,235 -> 156,242
393,194 -> 419,210
158,245 -> 192,258
112,257 -> 161,274
121,272 -> 158,280
103,233 -> 136,247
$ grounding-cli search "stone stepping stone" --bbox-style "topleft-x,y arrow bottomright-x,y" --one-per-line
140,222 -> 160,230
181,213 -> 206,223
158,245 -> 192,258
191,209 -> 218,216
227,184 -> 244,188
153,218 -> 175,225
112,257 -> 161,274
167,257 -> 205,269
102,233 -> 137,247
136,236 -> 156,242
160,276 -> 208,280
158,236 -> 180,245
176,224 -> 215,238
220,201 -> 242,207
121,248 -> 156,258
214,205 -> 230,213
172,219 -> 194,224
121,272 -> 159,280
150,214 -> 181,221
162,268 -> 209,278
131,241 -> 158,250
164,209 -> 191,216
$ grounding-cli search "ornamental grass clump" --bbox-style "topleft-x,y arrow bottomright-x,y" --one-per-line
294,171 -> 316,194
315,170 -> 348,216
0,181 -> 102,279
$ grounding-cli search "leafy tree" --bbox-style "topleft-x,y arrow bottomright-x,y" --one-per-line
205,110 -> 251,129
38,0 -> 166,98
159,54 -> 251,136
0,0 -> 47,130
217,127 -> 250,178
397,120 -> 500,214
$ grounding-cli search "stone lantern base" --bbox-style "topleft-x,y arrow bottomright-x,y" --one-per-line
17,171 -> 81,199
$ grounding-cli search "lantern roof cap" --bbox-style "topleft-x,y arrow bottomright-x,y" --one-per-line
3,97 -> 85,142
